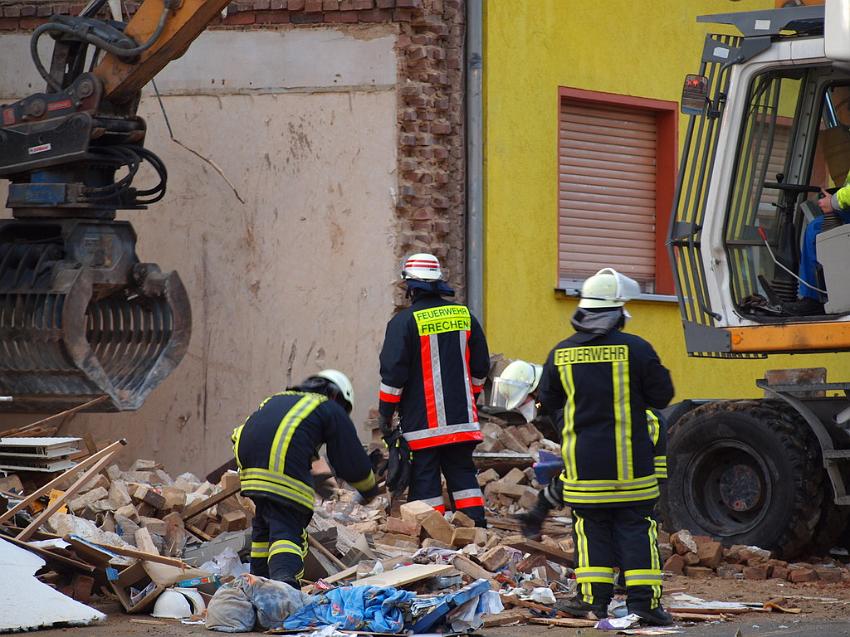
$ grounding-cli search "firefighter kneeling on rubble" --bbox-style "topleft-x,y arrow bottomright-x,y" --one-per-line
232,370 -> 378,587
519,268 -> 675,626
377,253 -> 491,526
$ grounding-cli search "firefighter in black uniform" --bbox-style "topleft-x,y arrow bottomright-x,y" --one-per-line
232,369 -> 378,587
378,253 -> 490,526
519,268 -> 675,626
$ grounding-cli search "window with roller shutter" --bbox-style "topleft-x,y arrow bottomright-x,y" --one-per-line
557,88 -> 678,296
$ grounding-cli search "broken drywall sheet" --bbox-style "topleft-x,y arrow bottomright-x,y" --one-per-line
0,538 -> 105,632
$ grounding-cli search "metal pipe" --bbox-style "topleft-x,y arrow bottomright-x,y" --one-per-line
465,0 -> 484,324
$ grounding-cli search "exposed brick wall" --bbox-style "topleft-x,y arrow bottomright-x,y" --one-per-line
0,0 -> 467,302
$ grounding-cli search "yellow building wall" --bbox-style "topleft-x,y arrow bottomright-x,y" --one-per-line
483,0 -> 850,399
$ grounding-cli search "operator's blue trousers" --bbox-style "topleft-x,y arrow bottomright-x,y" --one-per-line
248,496 -> 311,586
799,210 -> 850,300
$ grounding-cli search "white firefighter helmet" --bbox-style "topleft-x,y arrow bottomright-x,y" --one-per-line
401,253 -> 443,282
491,360 -> 543,411
578,268 -> 641,309
151,588 -> 205,619
313,369 -> 355,412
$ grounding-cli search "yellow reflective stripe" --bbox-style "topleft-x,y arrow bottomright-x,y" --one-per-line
250,541 -> 270,558
350,470 -> 376,492
232,424 -> 245,471
560,474 -> 658,491
269,394 -> 324,474
575,566 -> 616,584
269,539 -> 305,559
240,472 -> 315,509
646,410 -> 660,446
612,359 -> 632,480
562,484 -> 660,504
559,363 -> 577,482
241,467 -> 314,499
573,511 -> 594,605
647,515 -> 662,607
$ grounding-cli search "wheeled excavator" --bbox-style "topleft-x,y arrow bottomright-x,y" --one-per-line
664,0 -> 850,556
0,0 -> 232,412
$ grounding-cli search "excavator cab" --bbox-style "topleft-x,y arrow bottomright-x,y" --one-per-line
669,4 -> 850,356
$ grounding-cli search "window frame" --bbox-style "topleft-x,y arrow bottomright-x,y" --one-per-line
555,86 -> 679,298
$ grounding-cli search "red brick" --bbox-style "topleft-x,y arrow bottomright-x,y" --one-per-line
255,10 -> 290,22
663,554 -> 685,575
290,10 -> 323,22
325,10 -> 357,22
253,0 -> 271,8
20,5 -> 36,17
358,8 -> 391,21
814,566 -> 842,583
770,566 -> 789,580
396,0 -> 421,6
684,566 -> 713,578
788,567 -> 818,583
36,4 -> 54,16
19,16 -> 46,29
743,564 -> 770,580
353,0 -> 373,7
393,8 -> 415,20
223,10 -> 256,24
323,0 -> 340,8
0,17 -> 19,30
270,0 -> 287,8
288,0 -> 306,9
304,0 -> 323,10
697,541 -> 724,570
377,0 -> 395,7
431,121 -> 452,135
3,6 -> 21,17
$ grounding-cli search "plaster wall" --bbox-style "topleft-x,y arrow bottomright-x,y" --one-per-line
0,26 -> 400,474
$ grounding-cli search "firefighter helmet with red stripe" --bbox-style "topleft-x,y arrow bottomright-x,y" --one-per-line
401,253 -> 443,282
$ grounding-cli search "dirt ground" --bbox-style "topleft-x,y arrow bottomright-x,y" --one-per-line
26,575 -> 850,637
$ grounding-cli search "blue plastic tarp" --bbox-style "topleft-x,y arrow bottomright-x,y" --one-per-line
283,585 -> 415,633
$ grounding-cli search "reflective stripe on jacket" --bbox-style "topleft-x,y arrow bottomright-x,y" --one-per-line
538,330 -> 674,507
232,391 -> 375,510
378,294 -> 490,450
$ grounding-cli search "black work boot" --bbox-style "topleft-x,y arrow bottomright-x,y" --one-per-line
781,297 -> 825,316
629,604 -> 673,626
555,596 -> 609,620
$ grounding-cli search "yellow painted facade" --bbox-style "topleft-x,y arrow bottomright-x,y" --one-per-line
482,0 -> 850,399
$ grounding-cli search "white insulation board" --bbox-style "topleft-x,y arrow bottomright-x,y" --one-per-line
0,538 -> 105,632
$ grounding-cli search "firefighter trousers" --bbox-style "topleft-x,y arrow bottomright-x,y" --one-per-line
572,501 -> 663,611
248,497 -> 311,586
409,442 -> 486,526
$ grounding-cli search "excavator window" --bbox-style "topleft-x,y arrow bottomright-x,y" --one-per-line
724,66 -> 850,319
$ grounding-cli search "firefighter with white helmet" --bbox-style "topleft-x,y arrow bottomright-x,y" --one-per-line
519,268 -> 675,626
377,253 -> 491,526
232,369 -> 377,587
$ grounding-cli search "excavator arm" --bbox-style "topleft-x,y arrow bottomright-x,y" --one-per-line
0,0 -> 230,412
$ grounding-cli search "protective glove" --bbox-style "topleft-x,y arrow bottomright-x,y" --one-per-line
378,413 -> 394,437
383,428 -> 412,497
312,472 -> 337,500
516,489 -> 554,540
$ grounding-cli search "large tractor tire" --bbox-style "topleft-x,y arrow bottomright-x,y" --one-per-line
661,400 -> 823,558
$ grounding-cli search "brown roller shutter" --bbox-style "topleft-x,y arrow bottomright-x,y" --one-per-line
559,100 -> 658,289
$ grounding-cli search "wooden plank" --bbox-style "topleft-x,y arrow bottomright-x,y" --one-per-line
671,612 -> 731,621
482,609 -> 529,627
181,483 -> 240,521
307,535 -> 346,571
0,440 -> 126,525
313,557 -> 407,586
502,596 -> 573,618
528,617 -> 597,628
16,441 -> 126,541
486,516 -> 570,535
0,396 -> 108,438
352,563 -> 454,588
84,542 -> 189,568
185,523 -> 212,542
506,539 -> 574,567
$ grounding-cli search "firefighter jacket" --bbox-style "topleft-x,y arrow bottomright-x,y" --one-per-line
538,329 -> 674,507
378,293 -> 490,451
232,391 -> 376,512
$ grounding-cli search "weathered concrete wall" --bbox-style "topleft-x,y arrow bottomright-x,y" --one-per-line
0,26 -> 399,475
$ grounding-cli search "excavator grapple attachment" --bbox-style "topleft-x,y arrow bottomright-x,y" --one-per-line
0,219 -> 190,411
